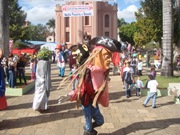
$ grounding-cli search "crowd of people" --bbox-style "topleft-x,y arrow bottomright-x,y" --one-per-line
1,53 -> 28,88
1,38 -> 180,135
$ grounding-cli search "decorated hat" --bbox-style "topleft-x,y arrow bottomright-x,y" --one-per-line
55,44 -> 62,50
88,36 -> 122,52
69,44 -> 78,50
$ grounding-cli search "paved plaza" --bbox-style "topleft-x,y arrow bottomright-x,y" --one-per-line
0,63 -> 180,135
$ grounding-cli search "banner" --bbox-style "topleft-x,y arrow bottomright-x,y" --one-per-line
62,5 -> 93,17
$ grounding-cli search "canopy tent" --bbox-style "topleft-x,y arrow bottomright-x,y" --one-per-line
40,42 -> 58,51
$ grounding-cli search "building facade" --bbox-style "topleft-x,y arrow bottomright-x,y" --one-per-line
55,1 -> 118,47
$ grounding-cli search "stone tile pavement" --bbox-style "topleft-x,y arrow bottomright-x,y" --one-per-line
0,63 -> 180,135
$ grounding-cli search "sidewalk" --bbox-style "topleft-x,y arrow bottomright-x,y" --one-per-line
0,63 -> 180,135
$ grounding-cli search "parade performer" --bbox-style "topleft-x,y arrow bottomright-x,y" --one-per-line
58,37 -> 122,135
32,48 -> 51,112
0,48 -> 7,110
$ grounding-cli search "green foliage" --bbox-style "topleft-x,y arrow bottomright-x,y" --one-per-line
13,40 -> 27,49
8,0 -> 27,41
25,24 -> 48,41
119,22 -> 137,45
118,18 -> 128,27
134,18 -> 159,47
139,75 -> 180,89
37,48 -> 52,61
135,0 -> 163,46
46,18 -> 55,32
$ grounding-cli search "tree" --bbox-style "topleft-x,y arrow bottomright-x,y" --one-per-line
135,0 -> 163,45
0,0 -> 9,56
175,0 -> 180,54
46,18 -> 55,32
8,0 -> 27,41
119,22 -> 137,45
25,24 -> 48,41
134,18 -> 158,47
46,18 -> 55,42
161,0 -> 174,76
118,18 -> 128,27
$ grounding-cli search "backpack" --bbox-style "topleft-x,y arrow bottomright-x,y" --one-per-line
124,71 -> 133,84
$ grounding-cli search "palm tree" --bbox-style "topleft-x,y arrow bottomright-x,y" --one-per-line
161,0 -> 174,76
46,18 -> 55,42
176,0 -> 180,50
0,0 -> 9,56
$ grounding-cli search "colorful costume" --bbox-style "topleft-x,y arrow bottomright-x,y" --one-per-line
32,60 -> 51,112
0,65 -> 7,110
0,48 -> 7,110
58,37 -> 122,135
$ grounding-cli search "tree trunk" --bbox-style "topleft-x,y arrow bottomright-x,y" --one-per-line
0,0 -> 9,56
161,0 -> 174,76
176,0 -> 180,49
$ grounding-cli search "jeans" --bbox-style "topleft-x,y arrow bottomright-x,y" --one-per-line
18,68 -> 26,84
8,70 -> 15,88
136,88 -> 141,96
144,92 -> 157,107
59,67 -> 65,77
82,104 -> 104,132
125,81 -> 134,97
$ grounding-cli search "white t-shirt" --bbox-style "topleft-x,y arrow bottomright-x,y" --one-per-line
147,80 -> 158,93
136,80 -> 143,88
137,62 -> 143,70
123,67 -> 134,74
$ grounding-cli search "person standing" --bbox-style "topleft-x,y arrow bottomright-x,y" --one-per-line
0,49 -> 7,110
32,49 -> 51,112
143,74 -> 158,108
122,62 -> 134,98
135,76 -> 144,97
17,56 -> 27,84
137,59 -> 143,76
8,54 -> 16,88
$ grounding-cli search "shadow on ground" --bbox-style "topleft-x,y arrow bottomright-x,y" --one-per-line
0,102 -> 82,130
98,118 -> 180,135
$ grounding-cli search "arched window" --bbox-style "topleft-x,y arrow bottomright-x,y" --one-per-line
105,14 -> 109,27
65,17 -> 69,27
85,3 -> 89,25
85,16 -> 89,25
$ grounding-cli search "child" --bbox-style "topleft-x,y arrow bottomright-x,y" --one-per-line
70,64 -> 78,90
137,60 -> 143,76
30,59 -> 37,80
143,74 -> 158,108
135,76 -> 144,97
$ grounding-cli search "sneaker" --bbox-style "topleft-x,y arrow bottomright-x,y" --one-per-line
152,106 -> 157,109
143,104 -> 146,107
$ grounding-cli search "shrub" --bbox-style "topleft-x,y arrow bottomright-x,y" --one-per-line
37,47 -> 52,61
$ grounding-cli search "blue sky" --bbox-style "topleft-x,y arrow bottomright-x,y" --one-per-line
18,0 -> 140,25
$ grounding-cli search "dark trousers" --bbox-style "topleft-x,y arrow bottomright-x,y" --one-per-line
18,68 -> 27,84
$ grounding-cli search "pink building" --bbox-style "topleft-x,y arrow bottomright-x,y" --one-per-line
55,1 -> 118,47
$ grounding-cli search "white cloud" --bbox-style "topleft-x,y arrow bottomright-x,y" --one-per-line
19,0 -> 59,25
117,5 -> 138,23
24,7 -> 55,25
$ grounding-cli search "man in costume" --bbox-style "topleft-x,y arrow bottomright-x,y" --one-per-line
58,37 -> 122,135
0,48 -> 7,110
32,49 -> 51,112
